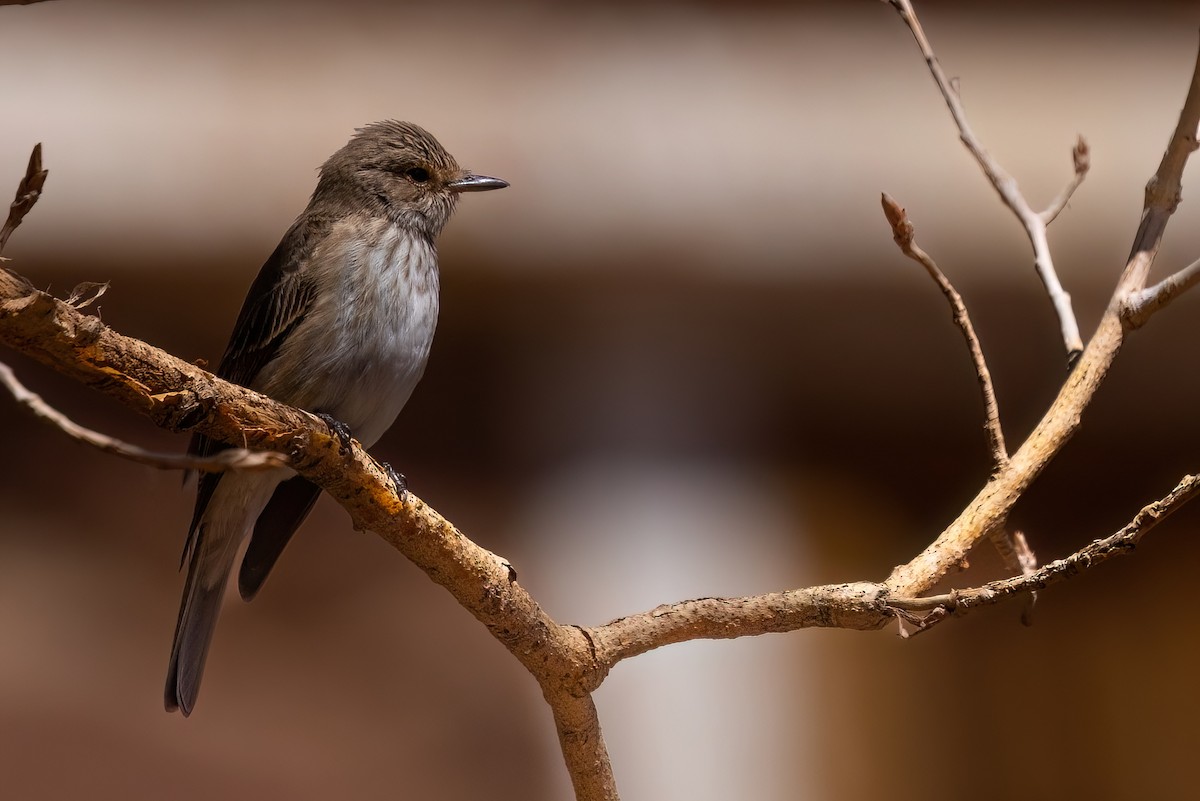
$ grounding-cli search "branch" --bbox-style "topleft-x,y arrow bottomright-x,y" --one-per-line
1123,255 -> 1200,328
554,695 -> 619,801
1039,137 -> 1091,225
881,192 -> 1007,468
888,0 -> 1084,366
591,470 -> 1198,664
0,360 -> 287,472
588,584 -> 890,670
890,474 -> 1200,634
884,25 -> 1200,597
1114,33 -> 1200,306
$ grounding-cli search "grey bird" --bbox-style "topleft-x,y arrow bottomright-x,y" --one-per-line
166,121 -> 507,715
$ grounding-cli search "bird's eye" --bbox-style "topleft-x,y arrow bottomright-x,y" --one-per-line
405,167 -> 431,183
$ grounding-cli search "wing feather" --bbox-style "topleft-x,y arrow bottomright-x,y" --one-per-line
181,216 -> 327,564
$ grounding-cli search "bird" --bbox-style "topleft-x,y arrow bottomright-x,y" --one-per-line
165,120 -> 507,716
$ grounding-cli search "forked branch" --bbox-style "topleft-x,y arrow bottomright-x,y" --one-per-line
887,0 -> 1086,366
889,473 -> 1200,634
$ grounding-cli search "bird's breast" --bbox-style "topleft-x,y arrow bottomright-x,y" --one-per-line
258,220 -> 440,446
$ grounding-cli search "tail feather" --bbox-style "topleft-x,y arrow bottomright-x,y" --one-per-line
165,523 -> 240,716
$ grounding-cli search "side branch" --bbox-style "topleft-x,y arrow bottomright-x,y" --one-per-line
588,584 -> 890,669
0,360 -> 287,472
890,474 -> 1200,633
888,0 -> 1084,365
1123,256 -> 1200,328
881,194 -> 1038,590
881,193 -> 1007,467
1039,137 -> 1090,226
1116,32 -> 1200,299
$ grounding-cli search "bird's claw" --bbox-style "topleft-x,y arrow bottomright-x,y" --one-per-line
381,461 -> 408,501
315,412 -> 354,454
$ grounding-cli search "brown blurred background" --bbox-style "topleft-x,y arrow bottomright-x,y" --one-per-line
3,1 -> 1200,799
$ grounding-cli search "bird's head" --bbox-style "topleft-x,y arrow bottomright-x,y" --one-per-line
316,120 -> 507,237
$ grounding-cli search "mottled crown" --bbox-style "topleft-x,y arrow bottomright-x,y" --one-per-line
341,120 -> 460,175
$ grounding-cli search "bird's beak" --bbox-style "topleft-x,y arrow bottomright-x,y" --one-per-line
447,173 -> 509,193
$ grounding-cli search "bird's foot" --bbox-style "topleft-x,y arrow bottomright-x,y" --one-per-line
315,412 -> 354,454
381,461 -> 408,501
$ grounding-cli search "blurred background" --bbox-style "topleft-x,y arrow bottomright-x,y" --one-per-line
2,0 -> 1200,798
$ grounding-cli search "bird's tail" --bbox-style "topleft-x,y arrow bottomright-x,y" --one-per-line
165,522 -> 241,717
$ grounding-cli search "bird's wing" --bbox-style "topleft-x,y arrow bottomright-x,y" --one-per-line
182,216 -> 326,566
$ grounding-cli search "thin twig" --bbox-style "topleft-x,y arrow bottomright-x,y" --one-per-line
1039,137 -> 1091,225
887,0 -> 1084,367
889,474 -> 1200,634
1123,256 -> 1200,328
881,192 -> 1008,467
0,361 -> 288,473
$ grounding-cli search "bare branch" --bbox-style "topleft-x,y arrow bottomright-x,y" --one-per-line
1123,256 -> 1200,328
887,0 -> 1083,366
589,584 -> 891,669
1115,34 -> 1200,301
1040,136 -> 1091,225
0,143 -> 47,255
885,34 -> 1200,597
889,474 -> 1200,634
0,360 -> 288,473
881,192 -> 1008,467
554,695 -> 619,801
592,464 -> 1200,661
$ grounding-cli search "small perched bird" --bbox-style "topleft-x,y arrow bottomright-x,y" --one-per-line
166,121 -> 507,715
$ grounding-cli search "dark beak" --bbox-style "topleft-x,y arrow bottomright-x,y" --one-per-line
447,173 -> 509,193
